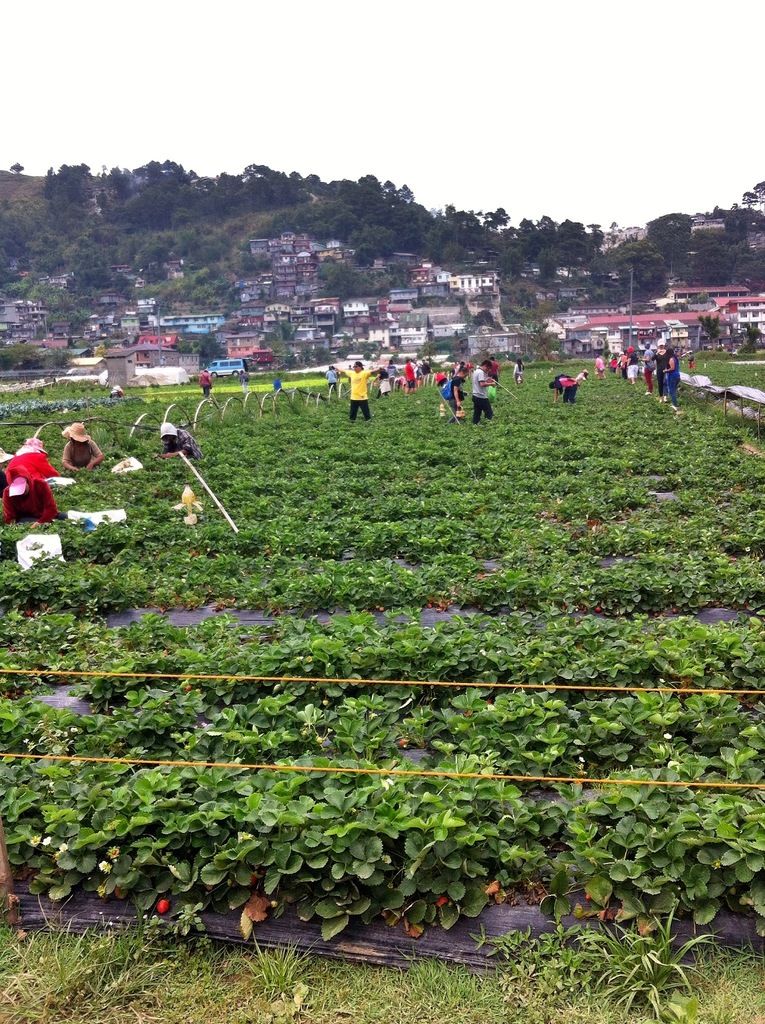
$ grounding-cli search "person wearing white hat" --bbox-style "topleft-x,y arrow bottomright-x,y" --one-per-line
2,471 -> 63,526
159,422 -> 203,460
61,423 -> 104,472
6,438 -> 59,484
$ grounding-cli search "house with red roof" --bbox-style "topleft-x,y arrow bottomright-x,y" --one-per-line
721,296 -> 765,334
563,311 -> 727,355
132,333 -> 180,349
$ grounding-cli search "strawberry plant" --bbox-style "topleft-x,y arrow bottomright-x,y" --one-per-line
2,374 -> 765,938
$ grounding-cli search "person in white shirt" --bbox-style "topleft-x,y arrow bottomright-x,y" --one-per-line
471,360 -> 497,423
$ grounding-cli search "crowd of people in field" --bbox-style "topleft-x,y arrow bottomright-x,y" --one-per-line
329,341 -> 689,423
0,341 -> 691,523
330,356 -> 518,424
593,340 -> 684,413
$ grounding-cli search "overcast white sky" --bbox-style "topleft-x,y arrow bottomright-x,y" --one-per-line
4,0 -> 761,227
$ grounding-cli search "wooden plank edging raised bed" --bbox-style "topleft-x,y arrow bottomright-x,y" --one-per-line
14,883 -> 765,968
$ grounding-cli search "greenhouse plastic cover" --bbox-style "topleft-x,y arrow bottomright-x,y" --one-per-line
132,367 -> 190,386
727,385 -> 765,405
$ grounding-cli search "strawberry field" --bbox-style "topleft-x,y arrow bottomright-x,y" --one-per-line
3,369 -> 765,946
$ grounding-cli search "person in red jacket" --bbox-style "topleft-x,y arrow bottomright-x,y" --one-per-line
6,438 -> 58,483
2,472 -> 62,525
403,359 -> 416,394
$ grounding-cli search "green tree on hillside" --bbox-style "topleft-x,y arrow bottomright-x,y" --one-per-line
698,314 -> 722,346
740,323 -> 762,353
609,239 -> 666,293
647,213 -> 692,276
44,164 -> 91,209
688,232 -> 738,285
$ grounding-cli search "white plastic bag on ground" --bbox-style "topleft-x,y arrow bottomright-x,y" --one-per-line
67,510 -> 127,526
46,477 -> 76,487
17,534 -> 64,570
111,458 -> 143,474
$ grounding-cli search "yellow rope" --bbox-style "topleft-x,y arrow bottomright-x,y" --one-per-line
0,667 -> 761,697
2,750 -> 764,791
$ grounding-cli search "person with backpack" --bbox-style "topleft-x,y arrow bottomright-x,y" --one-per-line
550,373 -> 568,402
551,370 -> 588,403
440,371 -> 465,423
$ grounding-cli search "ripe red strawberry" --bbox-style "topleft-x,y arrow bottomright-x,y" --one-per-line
435,896 -> 450,907
156,898 -> 171,915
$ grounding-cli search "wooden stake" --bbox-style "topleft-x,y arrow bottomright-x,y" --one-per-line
179,453 -> 239,534
0,814 -> 20,927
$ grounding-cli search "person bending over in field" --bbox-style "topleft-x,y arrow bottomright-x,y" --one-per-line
6,437 -> 58,483
441,369 -> 466,423
3,472 -> 65,526
560,370 -> 589,404
159,422 -> 203,460
375,366 -> 392,398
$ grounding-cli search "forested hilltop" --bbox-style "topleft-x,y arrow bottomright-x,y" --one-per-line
1,161 -> 765,324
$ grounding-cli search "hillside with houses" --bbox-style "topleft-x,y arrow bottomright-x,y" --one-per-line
1,163 -> 765,372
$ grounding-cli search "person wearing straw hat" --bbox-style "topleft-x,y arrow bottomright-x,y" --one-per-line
159,422 -> 203,460
61,423 -> 104,472
6,438 -> 58,484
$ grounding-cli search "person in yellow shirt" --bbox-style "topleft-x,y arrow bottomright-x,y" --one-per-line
341,361 -> 374,421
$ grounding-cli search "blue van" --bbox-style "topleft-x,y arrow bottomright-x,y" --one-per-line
205,358 -> 249,378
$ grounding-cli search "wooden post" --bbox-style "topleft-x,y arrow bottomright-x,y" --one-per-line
0,814 -> 20,927
179,453 -> 239,534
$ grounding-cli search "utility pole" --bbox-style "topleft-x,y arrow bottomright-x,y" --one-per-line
155,300 -> 165,367
628,266 -> 634,352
